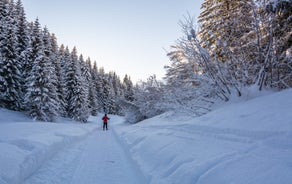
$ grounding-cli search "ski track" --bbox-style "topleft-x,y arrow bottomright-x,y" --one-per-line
24,127 -> 146,184
116,122 -> 292,183
140,124 -> 288,147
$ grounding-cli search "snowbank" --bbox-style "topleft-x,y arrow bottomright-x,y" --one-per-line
114,89 -> 292,184
0,112 -> 99,184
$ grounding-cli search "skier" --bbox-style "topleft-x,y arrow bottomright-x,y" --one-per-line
102,114 -> 110,130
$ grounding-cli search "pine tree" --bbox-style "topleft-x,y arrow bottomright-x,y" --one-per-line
15,0 -> 30,109
96,67 -> 105,112
0,0 -> 22,110
88,58 -> 98,115
196,0 -> 256,95
79,54 -> 93,115
79,54 -> 90,100
106,73 -> 117,114
24,19 -> 59,121
23,21 -> 34,83
266,0 -> 292,88
42,27 -> 60,115
110,72 -> 123,114
50,34 -> 66,116
198,0 -> 254,62
122,74 -> 134,102
250,0 -> 292,90
65,47 -> 89,122
100,74 -> 111,114
59,45 -> 71,115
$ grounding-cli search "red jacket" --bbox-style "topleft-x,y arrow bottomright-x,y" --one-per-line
102,116 -> 109,123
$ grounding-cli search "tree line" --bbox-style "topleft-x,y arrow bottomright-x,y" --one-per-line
0,0 -> 134,122
1,0 -> 291,124
123,0 -> 291,123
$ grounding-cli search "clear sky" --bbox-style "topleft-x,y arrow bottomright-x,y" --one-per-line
21,0 -> 204,82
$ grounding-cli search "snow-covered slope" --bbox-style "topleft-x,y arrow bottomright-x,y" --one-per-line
114,88 -> 292,184
0,113 -> 99,184
0,89 -> 291,184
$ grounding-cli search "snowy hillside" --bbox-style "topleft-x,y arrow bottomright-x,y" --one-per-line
115,88 -> 292,184
0,89 -> 292,184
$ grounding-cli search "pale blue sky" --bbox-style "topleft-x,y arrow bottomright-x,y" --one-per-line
22,0 -> 203,82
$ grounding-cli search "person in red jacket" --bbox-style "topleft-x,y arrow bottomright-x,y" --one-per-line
102,114 -> 110,130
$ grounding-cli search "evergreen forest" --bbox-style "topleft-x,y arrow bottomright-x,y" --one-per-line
0,0 -> 291,123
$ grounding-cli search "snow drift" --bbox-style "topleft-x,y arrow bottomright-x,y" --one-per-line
114,88 -> 292,184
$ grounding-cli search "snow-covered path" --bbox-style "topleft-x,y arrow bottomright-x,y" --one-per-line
24,127 -> 146,184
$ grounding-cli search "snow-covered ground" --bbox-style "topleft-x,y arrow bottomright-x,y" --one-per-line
0,88 -> 292,184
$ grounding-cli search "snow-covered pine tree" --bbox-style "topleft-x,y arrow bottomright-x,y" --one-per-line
58,45 -> 71,116
87,58 -> 98,115
24,19 -> 59,121
196,0 -> 257,96
198,0 -> 254,62
122,74 -> 134,102
109,72 -> 123,115
91,61 -> 103,113
248,0 -> 292,90
65,47 -> 89,122
100,73 -> 111,114
110,72 -> 123,97
42,27 -> 61,115
22,21 -> 34,84
14,0 -> 29,110
106,73 -> 117,114
0,0 -> 23,110
96,67 -> 105,112
79,54 -> 90,106
49,34 -> 66,116
266,0 -> 292,89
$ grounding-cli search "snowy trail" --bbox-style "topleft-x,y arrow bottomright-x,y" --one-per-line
24,127 -> 146,184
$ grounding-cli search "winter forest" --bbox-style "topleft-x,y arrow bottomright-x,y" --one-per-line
0,0 -> 135,122
0,0 -> 291,123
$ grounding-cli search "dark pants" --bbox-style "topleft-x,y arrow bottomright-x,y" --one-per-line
103,122 -> 108,130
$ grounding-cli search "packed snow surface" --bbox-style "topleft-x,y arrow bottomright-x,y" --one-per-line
0,88 -> 292,184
